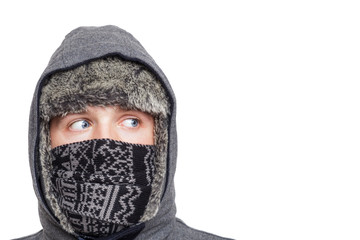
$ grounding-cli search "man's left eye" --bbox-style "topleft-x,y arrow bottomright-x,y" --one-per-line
122,119 -> 139,128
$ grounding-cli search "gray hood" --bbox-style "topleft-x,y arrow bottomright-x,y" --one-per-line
27,25 -> 231,240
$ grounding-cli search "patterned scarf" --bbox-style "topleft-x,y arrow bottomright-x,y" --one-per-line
50,138 -> 156,237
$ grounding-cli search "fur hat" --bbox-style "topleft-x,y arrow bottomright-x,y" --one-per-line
39,56 -> 170,234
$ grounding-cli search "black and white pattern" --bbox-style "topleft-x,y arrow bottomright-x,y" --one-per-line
50,138 -> 156,237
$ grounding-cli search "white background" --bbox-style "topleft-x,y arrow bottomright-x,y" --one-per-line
1,1 -> 360,239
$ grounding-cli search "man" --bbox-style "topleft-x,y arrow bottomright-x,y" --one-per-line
16,25 -> 232,240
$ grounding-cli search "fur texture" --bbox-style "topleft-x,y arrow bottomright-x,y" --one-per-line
39,57 -> 170,235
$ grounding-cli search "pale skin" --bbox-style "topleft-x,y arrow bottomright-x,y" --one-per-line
50,106 -> 155,148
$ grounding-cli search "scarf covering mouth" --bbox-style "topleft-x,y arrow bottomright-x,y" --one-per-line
50,138 -> 156,237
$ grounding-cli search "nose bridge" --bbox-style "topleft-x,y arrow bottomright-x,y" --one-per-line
93,122 -> 118,140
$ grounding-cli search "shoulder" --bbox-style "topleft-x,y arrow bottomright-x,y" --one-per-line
174,218 -> 235,240
11,230 -> 43,240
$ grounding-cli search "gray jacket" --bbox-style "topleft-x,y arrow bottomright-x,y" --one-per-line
15,25 -> 233,240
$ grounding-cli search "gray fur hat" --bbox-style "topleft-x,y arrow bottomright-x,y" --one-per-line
39,56 -> 170,234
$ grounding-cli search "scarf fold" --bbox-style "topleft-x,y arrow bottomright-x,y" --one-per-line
50,138 -> 156,237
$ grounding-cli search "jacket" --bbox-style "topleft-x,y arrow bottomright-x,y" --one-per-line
15,25 -> 233,240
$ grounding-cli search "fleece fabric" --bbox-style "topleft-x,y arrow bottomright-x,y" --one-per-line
16,25 -> 234,240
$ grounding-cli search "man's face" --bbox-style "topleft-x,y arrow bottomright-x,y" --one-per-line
50,106 -> 154,148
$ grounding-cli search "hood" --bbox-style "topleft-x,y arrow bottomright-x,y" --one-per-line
29,25 -> 178,239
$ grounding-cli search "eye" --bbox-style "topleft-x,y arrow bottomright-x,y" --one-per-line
69,120 -> 91,131
122,118 -> 139,128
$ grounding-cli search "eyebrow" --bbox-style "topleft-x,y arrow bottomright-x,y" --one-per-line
57,111 -> 88,121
